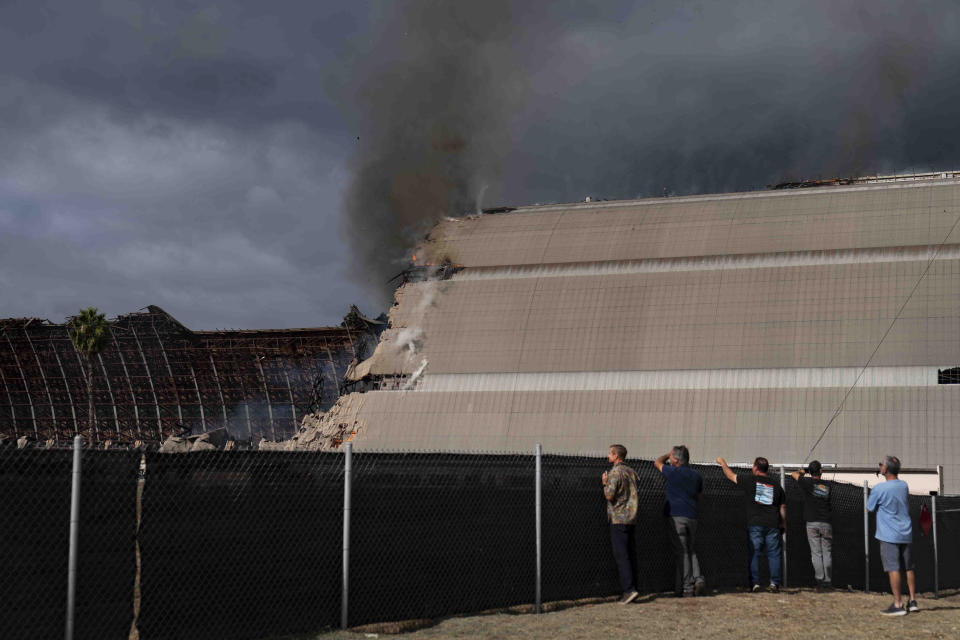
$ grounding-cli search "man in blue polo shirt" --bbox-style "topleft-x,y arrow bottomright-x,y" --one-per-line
867,455 -> 918,616
655,445 -> 705,597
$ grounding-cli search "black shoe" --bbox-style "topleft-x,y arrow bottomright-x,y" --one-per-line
907,600 -> 919,612
619,590 -> 639,604
751,584 -> 761,593
881,603 -> 907,616
767,583 -> 779,593
694,581 -> 706,597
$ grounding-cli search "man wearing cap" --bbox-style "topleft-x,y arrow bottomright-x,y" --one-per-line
602,444 -> 641,604
867,455 -> 918,616
792,460 -> 833,590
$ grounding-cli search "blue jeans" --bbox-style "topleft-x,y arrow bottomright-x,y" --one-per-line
748,525 -> 782,586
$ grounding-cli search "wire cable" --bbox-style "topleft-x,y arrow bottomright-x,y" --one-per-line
804,208 -> 960,462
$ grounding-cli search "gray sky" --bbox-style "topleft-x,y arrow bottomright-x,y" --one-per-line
3,1 -> 960,328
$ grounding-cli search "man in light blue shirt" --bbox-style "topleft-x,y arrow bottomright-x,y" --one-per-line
866,455 -> 917,616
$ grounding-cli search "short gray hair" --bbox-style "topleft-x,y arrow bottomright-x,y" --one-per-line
885,455 -> 901,476
672,445 -> 690,466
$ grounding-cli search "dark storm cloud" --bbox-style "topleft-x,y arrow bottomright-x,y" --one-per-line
498,1 -> 960,201
3,1 -> 960,325
0,1 -> 375,328
344,1 -> 960,304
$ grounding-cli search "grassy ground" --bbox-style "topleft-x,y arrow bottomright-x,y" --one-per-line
302,588 -> 960,640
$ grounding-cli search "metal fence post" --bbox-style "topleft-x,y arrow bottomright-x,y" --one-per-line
932,494 -> 939,599
779,465 -> 787,588
535,443 -> 542,614
65,434 -> 82,640
863,480 -> 870,593
341,442 -> 352,630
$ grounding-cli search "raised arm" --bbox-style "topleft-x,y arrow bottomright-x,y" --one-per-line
716,457 -> 738,484
790,470 -> 803,481
654,451 -> 671,472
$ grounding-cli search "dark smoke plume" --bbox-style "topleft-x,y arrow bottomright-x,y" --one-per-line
343,1 -> 960,305
341,1 -> 531,306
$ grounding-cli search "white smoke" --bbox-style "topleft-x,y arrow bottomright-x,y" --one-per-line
394,326 -> 423,358
402,358 -> 429,390
390,280 -> 438,362
411,281 -> 437,316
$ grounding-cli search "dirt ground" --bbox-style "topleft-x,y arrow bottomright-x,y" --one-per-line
311,589 -> 960,640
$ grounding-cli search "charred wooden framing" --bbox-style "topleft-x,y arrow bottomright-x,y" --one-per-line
0,306 -> 380,445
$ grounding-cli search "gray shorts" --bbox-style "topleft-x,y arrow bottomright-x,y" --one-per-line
879,541 -> 914,573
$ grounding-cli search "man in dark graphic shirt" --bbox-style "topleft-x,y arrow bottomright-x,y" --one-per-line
792,460 -> 832,590
717,456 -> 786,593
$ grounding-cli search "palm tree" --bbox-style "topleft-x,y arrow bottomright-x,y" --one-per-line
69,307 -> 112,441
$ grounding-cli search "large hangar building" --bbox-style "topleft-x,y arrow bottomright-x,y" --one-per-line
319,173 -> 960,492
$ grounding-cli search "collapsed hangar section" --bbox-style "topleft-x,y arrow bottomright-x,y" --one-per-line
0,305 -> 382,445
304,175 -> 960,492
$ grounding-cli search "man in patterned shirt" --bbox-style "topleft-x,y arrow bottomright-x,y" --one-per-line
602,444 -> 641,604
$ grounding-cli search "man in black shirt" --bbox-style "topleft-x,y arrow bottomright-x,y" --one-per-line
791,460 -> 832,590
717,456 -> 786,592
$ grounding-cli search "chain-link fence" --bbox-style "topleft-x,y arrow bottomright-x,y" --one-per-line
350,453 -> 535,626
2,444 -> 958,640
936,496 -> 960,590
137,451 -> 344,639
1,446 -> 139,640
782,474 -> 867,589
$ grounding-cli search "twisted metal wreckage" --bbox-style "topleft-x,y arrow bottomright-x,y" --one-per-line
0,305 -> 384,449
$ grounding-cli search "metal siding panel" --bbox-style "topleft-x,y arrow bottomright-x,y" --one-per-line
424,182 -> 960,267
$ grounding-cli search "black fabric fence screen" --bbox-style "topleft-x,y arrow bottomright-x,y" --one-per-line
137,451 -> 344,640
3,447 -> 960,640
0,447 -> 139,640
349,453 -> 535,626
936,496 -> 960,590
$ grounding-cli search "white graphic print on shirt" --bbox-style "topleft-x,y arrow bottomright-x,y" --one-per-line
813,483 -> 830,499
754,483 -> 774,505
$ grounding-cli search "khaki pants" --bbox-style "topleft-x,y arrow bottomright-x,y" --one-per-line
805,522 -> 832,585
